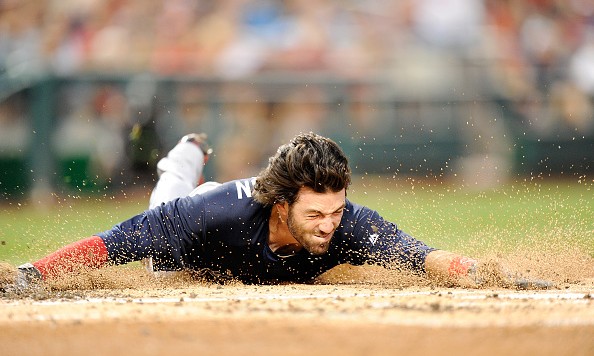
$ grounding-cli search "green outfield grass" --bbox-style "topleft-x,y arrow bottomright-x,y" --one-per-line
1,178 -> 592,265
347,177 -> 593,257
0,191 -> 151,265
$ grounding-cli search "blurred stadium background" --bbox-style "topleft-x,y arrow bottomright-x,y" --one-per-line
1,0 -> 594,201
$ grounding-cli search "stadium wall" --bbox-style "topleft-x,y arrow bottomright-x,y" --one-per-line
0,73 -> 593,199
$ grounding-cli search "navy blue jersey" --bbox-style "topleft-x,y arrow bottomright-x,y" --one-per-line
98,178 -> 435,284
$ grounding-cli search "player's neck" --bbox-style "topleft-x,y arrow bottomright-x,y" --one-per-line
268,205 -> 302,255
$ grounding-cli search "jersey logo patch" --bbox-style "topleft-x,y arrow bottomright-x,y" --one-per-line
368,225 -> 379,245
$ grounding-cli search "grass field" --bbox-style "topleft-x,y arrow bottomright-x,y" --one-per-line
347,176 -> 594,254
1,176 -> 592,265
1,176 -> 593,356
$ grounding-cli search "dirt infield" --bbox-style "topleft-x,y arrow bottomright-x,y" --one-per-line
1,264 -> 593,356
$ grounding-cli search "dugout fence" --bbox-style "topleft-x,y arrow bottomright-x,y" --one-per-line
1,73 -> 593,199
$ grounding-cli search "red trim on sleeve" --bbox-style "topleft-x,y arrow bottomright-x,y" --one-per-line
33,235 -> 109,280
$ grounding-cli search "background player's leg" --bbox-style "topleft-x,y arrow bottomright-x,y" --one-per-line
148,139 -> 206,209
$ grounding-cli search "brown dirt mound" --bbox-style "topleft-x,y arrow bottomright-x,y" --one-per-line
0,261 -> 17,286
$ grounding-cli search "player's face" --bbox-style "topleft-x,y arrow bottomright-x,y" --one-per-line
286,187 -> 346,255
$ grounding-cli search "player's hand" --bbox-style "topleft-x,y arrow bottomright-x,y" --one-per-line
468,260 -> 556,290
1,262 -> 43,295
511,276 -> 555,290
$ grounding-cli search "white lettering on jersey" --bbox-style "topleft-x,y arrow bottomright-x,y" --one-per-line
235,178 -> 256,199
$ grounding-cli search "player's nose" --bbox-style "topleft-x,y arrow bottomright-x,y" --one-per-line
319,216 -> 335,234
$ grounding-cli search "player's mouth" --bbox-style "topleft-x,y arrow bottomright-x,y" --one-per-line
307,234 -> 332,255
313,233 -> 333,243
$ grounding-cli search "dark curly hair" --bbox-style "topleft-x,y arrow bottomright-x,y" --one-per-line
253,132 -> 351,206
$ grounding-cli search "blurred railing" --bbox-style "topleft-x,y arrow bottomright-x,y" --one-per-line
1,73 -> 593,199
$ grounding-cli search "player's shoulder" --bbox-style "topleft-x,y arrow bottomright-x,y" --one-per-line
343,198 -> 374,218
340,198 -> 385,231
190,177 -> 258,202
195,177 -> 269,224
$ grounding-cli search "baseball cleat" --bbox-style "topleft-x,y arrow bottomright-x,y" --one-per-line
180,133 -> 213,161
155,132 -> 213,183
179,133 -> 212,186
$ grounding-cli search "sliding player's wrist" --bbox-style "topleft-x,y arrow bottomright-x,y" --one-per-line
447,256 -> 481,285
448,256 -> 478,277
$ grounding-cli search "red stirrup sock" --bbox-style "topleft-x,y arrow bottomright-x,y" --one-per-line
32,235 -> 109,280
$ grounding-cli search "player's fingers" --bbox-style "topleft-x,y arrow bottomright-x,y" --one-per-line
513,277 -> 556,290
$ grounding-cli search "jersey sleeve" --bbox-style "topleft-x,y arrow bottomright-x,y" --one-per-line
339,201 -> 436,273
97,194 -> 206,270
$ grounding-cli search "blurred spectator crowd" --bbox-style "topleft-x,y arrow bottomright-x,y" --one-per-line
1,0 -> 594,190
0,0 -> 592,86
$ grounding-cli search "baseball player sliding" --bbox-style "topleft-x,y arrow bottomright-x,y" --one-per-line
4,132 -> 552,291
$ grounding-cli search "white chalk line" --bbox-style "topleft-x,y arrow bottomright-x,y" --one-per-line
13,289 -> 591,307
3,289 -> 592,328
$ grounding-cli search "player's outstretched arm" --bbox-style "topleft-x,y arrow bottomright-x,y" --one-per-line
425,250 -> 555,289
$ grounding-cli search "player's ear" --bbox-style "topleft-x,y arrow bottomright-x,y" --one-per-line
276,201 -> 289,217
